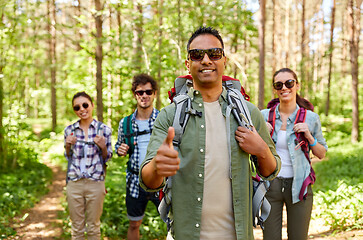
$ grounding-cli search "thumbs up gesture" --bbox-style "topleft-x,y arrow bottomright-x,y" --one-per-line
153,127 -> 180,177
141,127 -> 180,189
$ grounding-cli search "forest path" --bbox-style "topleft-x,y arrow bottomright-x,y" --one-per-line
8,154 -> 362,239
10,152 -> 65,240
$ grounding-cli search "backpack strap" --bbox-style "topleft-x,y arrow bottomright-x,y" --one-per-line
225,84 -> 253,130
252,179 -> 271,228
267,105 -> 277,138
172,94 -> 202,147
66,124 -> 76,184
294,108 -> 309,160
123,114 -> 135,155
294,108 -> 316,201
96,121 -> 107,177
159,92 -> 202,231
226,86 -> 271,228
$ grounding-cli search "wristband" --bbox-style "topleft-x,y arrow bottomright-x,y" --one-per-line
309,137 -> 317,147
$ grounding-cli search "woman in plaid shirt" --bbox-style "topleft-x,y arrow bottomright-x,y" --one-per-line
64,92 -> 112,240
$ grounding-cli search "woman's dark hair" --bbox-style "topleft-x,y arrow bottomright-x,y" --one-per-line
72,91 -> 93,105
272,68 -> 314,111
187,26 -> 224,51
131,74 -> 158,93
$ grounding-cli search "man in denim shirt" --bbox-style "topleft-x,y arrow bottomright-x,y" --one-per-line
140,27 -> 281,240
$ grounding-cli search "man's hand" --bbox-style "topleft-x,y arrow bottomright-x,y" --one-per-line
152,127 -> 180,177
235,126 -> 277,177
141,127 -> 180,189
117,143 -> 130,156
235,126 -> 269,156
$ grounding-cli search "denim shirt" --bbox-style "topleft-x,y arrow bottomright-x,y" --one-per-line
140,88 -> 281,240
261,104 -> 328,203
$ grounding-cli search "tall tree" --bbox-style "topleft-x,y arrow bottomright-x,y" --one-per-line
300,0 -> 307,97
132,0 -> 143,72
95,0 -> 104,122
284,0 -> 290,67
258,0 -> 266,109
348,0 -> 361,142
47,0 -> 57,131
325,0 -> 336,116
156,0 -> 163,110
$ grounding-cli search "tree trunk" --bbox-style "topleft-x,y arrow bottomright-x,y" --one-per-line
271,0 -> 277,99
132,0 -> 143,72
341,0 -> 348,78
300,0 -> 306,97
156,0 -> 163,110
292,2 -> 299,71
284,0 -> 290,67
116,3 -> 123,105
258,0 -> 266,110
325,0 -> 336,116
107,6 -> 113,127
48,0 -> 57,132
348,0 -> 361,142
76,0 -> 83,51
95,0 -> 103,122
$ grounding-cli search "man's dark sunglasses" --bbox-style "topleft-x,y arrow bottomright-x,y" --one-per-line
135,89 -> 154,96
273,79 -> 296,90
73,102 -> 89,111
188,48 -> 225,61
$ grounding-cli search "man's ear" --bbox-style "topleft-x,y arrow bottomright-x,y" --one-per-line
185,59 -> 190,73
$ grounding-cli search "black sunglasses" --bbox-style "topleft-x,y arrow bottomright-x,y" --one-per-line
188,48 -> 225,61
73,102 -> 89,111
273,79 -> 296,90
135,89 -> 154,96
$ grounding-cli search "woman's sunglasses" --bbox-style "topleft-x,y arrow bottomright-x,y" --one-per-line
273,79 -> 296,90
188,48 -> 224,61
73,102 -> 89,111
135,89 -> 154,96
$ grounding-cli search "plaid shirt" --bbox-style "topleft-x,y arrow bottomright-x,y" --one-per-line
64,119 -> 113,182
115,108 -> 159,198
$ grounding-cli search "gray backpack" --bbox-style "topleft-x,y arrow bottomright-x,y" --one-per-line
159,75 -> 271,233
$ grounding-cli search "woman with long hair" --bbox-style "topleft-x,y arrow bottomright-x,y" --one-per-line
261,68 -> 327,240
64,91 -> 112,239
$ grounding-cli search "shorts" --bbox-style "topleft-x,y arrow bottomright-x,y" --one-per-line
126,185 -> 160,221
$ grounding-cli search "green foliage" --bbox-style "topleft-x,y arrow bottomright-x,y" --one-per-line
312,139 -> 363,232
0,161 -> 52,238
101,157 -> 167,239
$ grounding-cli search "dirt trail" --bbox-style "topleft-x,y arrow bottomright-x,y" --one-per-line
8,156 -> 362,240
10,157 -> 66,240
